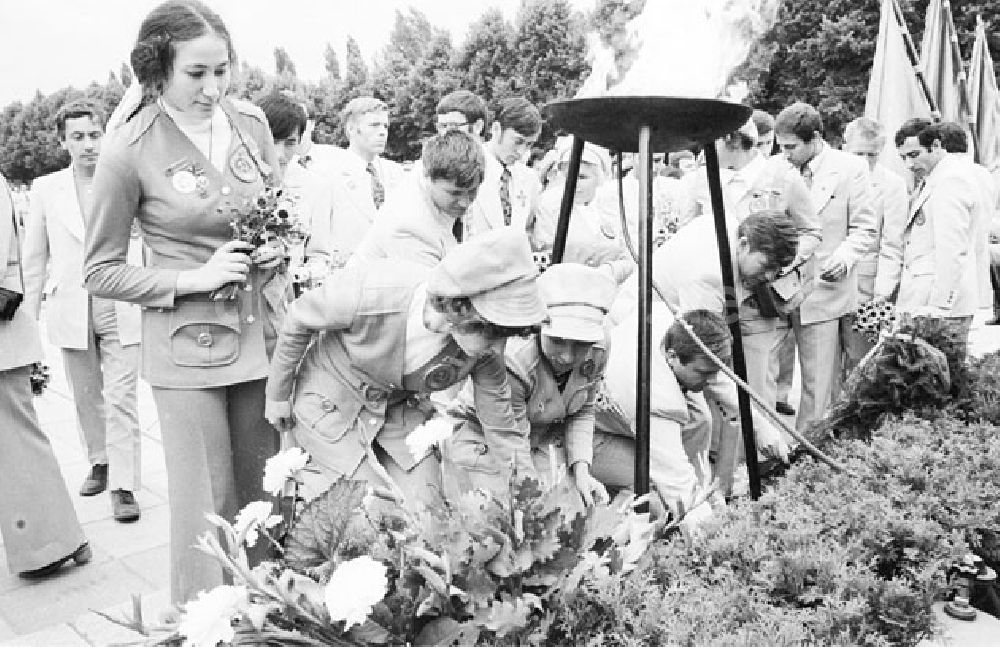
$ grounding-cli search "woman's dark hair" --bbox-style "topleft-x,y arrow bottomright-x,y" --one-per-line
129,0 -> 234,116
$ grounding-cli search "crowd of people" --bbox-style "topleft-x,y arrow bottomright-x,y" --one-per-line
2,0 -> 999,613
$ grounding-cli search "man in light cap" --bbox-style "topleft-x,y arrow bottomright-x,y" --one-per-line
445,262 -> 616,506
532,143 -> 633,283
265,228 -> 548,508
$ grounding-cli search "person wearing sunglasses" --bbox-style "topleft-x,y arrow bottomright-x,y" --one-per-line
265,228 -> 548,509
444,262 -> 615,506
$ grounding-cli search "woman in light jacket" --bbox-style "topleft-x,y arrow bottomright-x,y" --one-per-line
84,0 -> 281,604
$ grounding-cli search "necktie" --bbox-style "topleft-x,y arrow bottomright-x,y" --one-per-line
500,164 -> 512,226
367,162 -> 385,209
452,217 -> 464,243
800,164 -> 813,189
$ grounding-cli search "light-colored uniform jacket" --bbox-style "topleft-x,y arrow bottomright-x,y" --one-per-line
798,144 -> 879,325
83,100 -> 279,388
23,167 -> 142,348
464,150 -> 540,239
447,334 -> 607,482
0,175 -> 42,372
305,147 -> 404,257
265,261 -> 515,478
895,154 -> 982,317
866,163 -> 908,301
351,175 -> 458,269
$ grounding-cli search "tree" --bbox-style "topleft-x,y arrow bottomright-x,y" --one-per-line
120,62 -> 133,88
344,35 -> 370,95
386,30 -> 462,160
385,8 -> 434,64
230,61 -> 268,101
455,8 -> 519,104
274,46 -> 298,78
512,0 -> 589,106
323,42 -> 341,80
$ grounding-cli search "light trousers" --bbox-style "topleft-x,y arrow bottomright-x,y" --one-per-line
152,379 -> 279,604
0,365 -> 86,573
792,315 -> 843,432
774,326 -> 796,404
591,396 -> 713,515
61,296 -> 141,491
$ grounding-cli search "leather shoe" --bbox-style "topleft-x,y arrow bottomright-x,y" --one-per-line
775,401 -> 796,416
19,542 -> 91,579
986,318 -> 1000,326
112,489 -> 141,523
80,463 -> 108,497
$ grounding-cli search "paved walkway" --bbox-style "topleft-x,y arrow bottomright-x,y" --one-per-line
3,311 -> 1000,646
0,322 -> 171,646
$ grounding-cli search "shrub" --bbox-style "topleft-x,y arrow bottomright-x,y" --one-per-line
542,413 -> 1000,645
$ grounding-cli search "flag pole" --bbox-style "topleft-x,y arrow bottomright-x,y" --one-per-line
890,0 -> 940,118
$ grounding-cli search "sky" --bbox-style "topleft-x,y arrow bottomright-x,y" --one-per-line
0,0 -> 595,106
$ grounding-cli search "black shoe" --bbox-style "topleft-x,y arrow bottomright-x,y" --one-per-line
79,463 -> 108,496
986,318 -> 1000,326
775,401 -> 796,416
111,489 -> 141,523
18,542 -> 91,579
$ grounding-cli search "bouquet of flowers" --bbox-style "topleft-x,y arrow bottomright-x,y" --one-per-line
118,449 -> 658,646
210,186 -> 307,301
30,362 -> 50,396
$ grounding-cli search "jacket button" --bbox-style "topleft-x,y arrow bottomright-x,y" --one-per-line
321,399 -> 336,412
221,186 -> 231,196
246,315 -> 255,324
477,443 -> 489,455
197,332 -> 213,347
244,284 -> 252,292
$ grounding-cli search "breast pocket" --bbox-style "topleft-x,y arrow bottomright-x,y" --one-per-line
293,390 -> 363,444
168,299 -> 242,367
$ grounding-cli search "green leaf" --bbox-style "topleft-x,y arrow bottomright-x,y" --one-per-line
476,596 -> 533,638
414,617 -> 481,646
283,477 -> 369,571
348,619 -> 391,645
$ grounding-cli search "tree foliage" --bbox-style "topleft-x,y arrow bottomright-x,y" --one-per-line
322,42 -> 341,80
7,0 -> 1000,180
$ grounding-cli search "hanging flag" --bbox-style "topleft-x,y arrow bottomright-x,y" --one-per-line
919,0 -> 978,157
969,16 -> 1000,170
865,0 -> 933,177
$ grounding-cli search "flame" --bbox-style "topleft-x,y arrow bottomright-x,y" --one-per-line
578,0 -> 780,100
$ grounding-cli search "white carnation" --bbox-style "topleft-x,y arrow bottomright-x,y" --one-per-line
405,417 -> 456,462
178,585 -> 248,647
262,447 -> 310,496
234,501 -> 282,548
324,556 -> 388,629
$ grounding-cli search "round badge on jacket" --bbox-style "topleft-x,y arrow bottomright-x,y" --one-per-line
171,170 -> 197,194
230,151 -> 258,183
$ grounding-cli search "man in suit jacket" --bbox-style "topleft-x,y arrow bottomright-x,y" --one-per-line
22,100 -> 142,523
774,102 -> 878,432
352,130 -> 485,268
1,171 -> 91,576
305,97 -> 404,260
681,119 -> 822,427
256,93 -> 334,265
840,117 -> 908,374
464,98 -> 543,240
894,122 -> 983,346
